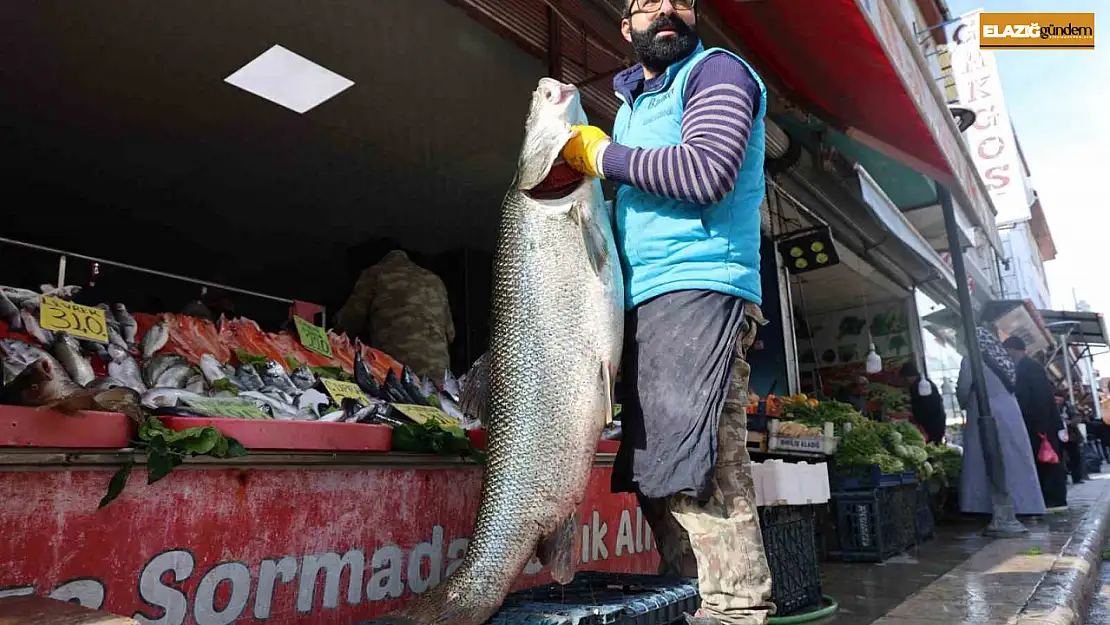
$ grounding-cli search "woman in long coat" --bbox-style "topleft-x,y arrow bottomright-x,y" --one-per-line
957,326 -> 1046,516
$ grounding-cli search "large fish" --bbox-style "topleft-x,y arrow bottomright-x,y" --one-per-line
375,78 -> 623,625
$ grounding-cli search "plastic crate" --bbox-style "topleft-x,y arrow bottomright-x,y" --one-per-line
829,464 -> 904,491
361,573 -> 698,625
891,484 -> 918,549
914,483 -> 936,543
747,413 -> 768,433
901,471 -> 919,485
759,506 -> 822,616
828,486 -> 905,562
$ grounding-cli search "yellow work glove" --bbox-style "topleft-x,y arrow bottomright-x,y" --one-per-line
562,125 -> 611,179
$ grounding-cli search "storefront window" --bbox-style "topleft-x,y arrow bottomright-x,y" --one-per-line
915,290 -> 966,434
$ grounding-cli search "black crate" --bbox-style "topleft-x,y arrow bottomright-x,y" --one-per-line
914,483 -> 935,543
361,572 -> 699,625
759,506 -> 822,616
892,484 -> 918,549
828,486 -> 905,562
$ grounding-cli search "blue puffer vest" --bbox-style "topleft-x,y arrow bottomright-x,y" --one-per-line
612,43 -> 766,309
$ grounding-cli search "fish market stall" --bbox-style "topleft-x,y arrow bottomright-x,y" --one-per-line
0,254 -> 660,625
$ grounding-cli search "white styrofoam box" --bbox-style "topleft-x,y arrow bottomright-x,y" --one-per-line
749,459 -> 830,506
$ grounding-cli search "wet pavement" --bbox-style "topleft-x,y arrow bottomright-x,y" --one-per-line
1082,556 -> 1110,625
814,475 -> 1110,625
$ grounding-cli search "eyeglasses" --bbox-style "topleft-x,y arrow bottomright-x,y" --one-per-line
628,0 -> 696,16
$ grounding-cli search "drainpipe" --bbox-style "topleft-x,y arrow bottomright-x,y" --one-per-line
939,185 -> 1027,538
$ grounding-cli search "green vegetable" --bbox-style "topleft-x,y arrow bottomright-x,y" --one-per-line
894,421 -> 926,447
286,355 -> 303,370
310,365 -> 353,382
872,453 -> 905,474
837,424 -> 885,466
210,378 -> 240,395
99,417 -> 247,509
234,349 -> 268,365
392,421 -> 483,463
869,383 -> 910,414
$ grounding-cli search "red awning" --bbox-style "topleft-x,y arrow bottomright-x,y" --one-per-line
708,0 -> 1002,253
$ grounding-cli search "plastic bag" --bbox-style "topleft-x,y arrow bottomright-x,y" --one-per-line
1038,433 -> 1060,465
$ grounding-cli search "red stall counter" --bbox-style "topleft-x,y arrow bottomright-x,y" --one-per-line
0,452 -> 658,625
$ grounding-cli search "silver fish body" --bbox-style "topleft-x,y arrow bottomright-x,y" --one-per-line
52,335 -> 95,387
141,388 -> 205,409
200,354 -> 229,383
290,365 -> 317,391
19,309 -> 54,347
144,354 -> 187,387
87,376 -> 128,392
0,292 -> 22,331
234,364 -> 265,391
108,346 -> 147,394
259,360 -> 298,395
141,321 -> 168,359
379,78 -> 623,625
184,374 -> 207,394
154,364 -> 194,389
113,304 -> 138,346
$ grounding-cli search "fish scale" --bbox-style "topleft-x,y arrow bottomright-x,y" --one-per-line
377,78 -> 623,625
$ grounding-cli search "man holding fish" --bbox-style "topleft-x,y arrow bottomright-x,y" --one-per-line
563,1 -> 772,623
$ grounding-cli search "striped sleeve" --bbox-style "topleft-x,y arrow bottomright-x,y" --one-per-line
601,52 -> 760,205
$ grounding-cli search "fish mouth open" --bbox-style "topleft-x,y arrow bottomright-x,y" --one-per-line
525,157 -> 584,200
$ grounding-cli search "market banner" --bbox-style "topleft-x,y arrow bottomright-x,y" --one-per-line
0,465 -> 658,624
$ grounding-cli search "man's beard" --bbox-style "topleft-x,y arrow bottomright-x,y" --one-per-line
630,13 -> 699,75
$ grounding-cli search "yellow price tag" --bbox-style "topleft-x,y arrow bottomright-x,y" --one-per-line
321,378 -> 369,407
293,316 -> 333,357
393,404 -> 458,426
39,296 -> 109,343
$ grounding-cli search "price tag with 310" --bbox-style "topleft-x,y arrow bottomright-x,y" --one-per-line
293,316 -> 333,357
39,296 -> 109,343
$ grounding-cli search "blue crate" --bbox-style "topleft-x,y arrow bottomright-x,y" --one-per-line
900,471 -> 919,485
360,573 -> 699,625
829,464 -> 904,491
747,412 -> 769,433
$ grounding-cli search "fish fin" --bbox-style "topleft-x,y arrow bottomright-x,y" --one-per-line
459,351 -> 492,428
569,201 -> 609,277
39,392 -> 99,416
538,514 -> 579,585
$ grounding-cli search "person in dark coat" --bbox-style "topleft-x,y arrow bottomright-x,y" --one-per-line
1004,336 -> 1068,509
900,362 -> 946,443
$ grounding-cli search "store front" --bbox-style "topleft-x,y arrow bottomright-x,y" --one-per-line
0,1 -> 665,623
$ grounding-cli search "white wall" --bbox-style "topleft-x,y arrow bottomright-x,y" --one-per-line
1000,220 -> 1052,308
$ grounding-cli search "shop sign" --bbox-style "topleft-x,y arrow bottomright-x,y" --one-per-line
0,466 -> 658,625
945,10 -> 1030,221
39,296 -> 109,343
864,0 -> 998,249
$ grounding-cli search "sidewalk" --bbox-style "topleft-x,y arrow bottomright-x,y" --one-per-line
816,475 -> 1110,625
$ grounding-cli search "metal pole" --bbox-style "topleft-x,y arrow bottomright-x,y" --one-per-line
938,185 -> 1026,537
1061,332 -> 1076,406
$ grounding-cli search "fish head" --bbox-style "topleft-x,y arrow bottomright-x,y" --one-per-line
2,357 -> 62,406
514,78 -> 587,193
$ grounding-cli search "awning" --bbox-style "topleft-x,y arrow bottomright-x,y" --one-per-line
771,138 -> 960,313
924,299 -> 1056,356
1039,310 -> 1110,348
706,0 -> 1001,253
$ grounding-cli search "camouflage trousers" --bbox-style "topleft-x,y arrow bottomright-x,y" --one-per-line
638,303 -> 773,625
